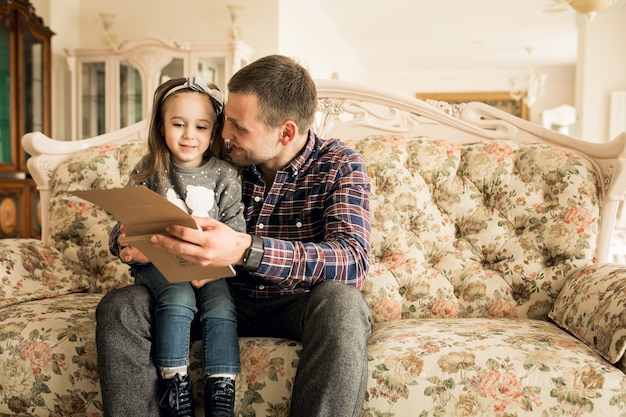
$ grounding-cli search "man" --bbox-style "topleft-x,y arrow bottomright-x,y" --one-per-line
96,54 -> 372,417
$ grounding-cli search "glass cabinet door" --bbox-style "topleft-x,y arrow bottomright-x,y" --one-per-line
80,62 -> 105,139
0,23 -> 10,166
196,57 -> 224,88
119,60 -> 142,129
21,31 -> 44,167
22,32 -> 43,135
159,57 -> 184,83
0,1 -> 52,172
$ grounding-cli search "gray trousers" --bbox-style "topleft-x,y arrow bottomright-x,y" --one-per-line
96,281 -> 372,417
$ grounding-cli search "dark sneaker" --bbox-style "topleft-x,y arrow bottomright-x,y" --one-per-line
204,376 -> 235,417
160,373 -> 195,417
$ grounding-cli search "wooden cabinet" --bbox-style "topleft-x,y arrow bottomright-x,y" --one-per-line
66,34 -> 253,140
0,177 -> 39,238
0,0 -> 52,239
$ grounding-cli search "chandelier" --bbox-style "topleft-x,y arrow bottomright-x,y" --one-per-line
509,48 -> 547,109
562,0 -> 617,20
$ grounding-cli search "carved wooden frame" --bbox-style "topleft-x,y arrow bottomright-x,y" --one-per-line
415,91 -> 529,120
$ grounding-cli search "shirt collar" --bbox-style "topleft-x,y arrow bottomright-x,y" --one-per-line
286,130 -> 318,175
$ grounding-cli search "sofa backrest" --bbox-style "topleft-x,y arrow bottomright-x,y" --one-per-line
354,135 -> 601,323
22,79 -> 626,308
47,140 -> 147,292
37,132 -> 604,322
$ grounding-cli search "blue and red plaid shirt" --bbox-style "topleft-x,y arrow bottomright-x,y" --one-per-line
230,131 -> 371,298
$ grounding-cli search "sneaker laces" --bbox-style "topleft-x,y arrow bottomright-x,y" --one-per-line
207,377 -> 235,415
160,373 -> 194,417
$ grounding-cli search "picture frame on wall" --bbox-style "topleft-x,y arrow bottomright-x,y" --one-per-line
415,91 -> 529,121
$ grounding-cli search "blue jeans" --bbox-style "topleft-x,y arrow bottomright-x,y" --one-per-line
132,263 -> 240,376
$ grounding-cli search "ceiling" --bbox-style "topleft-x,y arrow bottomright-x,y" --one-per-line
317,0 -> 625,72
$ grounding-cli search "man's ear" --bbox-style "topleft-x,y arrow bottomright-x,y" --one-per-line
278,121 -> 297,145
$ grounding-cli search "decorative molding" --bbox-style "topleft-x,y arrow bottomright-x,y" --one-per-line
415,91 -> 529,120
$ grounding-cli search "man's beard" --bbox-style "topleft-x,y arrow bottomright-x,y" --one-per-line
229,151 -> 256,168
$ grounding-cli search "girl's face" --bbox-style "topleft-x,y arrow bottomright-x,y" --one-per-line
161,92 -> 216,168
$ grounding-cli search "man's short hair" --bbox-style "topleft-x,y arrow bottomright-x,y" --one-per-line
228,55 -> 317,132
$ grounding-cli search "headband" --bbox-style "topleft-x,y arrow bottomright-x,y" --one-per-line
163,75 -> 225,115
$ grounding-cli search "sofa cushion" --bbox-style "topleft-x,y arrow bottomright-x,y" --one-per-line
362,318 -> 626,416
351,136 -> 601,323
549,263 -> 626,364
0,293 -> 103,415
0,239 -> 89,308
47,140 -> 147,293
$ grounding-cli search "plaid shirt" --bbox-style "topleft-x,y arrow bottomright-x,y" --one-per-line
229,131 -> 371,299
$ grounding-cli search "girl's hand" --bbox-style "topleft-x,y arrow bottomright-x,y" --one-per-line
189,278 -> 214,289
118,225 -> 150,264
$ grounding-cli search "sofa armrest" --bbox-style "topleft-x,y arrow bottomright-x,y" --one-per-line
0,239 -> 92,309
549,263 -> 626,363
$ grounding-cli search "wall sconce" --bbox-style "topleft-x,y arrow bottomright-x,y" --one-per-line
227,5 -> 244,40
509,47 -> 547,109
99,13 -> 118,47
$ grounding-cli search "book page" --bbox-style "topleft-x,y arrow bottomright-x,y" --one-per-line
71,187 -> 236,282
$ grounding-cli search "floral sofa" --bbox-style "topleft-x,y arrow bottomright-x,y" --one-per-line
3,79 -> 626,417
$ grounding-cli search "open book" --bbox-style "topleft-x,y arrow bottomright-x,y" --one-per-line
71,186 -> 236,283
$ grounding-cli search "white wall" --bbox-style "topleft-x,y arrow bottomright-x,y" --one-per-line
277,0 -> 364,81
576,12 -> 626,142
367,65 -> 576,123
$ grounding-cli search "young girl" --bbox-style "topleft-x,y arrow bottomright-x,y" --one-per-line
109,76 -> 243,417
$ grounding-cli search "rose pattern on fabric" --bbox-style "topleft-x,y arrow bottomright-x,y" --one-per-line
550,263 -> 626,364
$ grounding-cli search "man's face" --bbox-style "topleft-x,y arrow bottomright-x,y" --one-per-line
222,92 -> 281,168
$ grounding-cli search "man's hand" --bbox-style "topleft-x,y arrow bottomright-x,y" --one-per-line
150,217 -> 251,268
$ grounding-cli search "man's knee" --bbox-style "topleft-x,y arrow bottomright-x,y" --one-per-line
96,285 -> 154,328
309,282 -> 371,336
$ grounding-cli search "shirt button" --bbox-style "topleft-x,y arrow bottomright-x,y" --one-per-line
254,196 -> 262,202
258,285 -> 265,290
258,223 -> 264,229
296,221 -> 302,228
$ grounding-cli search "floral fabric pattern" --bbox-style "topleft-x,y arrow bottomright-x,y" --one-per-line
362,318 -> 626,416
47,141 -> 147,293
550,263 -> 626,363
0,239 -> 87,309
0,294 -> 103,416
2,134 -> 626,417
352,136 -> 601,324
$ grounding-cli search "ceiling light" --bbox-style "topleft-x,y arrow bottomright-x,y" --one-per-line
566,0 -> 617,19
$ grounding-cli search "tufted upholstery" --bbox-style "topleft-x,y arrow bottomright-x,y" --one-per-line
355,135 -> 600,323
3,132 -> 626,417
47,141 -> 147,293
